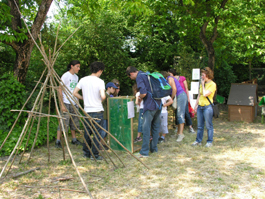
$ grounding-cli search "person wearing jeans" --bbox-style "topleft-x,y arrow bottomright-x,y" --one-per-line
73,61 -> 106,160
126,66 -> 161,157
83,112 -> 104,157
192,67 -> 216,147
196,105 -> 213,144
168,68 -> 196,134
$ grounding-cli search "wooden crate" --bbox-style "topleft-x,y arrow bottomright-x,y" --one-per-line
107,96 -> 142,153
227,83 -> 258,122
228,105 -> 257,122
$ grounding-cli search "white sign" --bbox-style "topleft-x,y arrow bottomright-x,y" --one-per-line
190,99 -> 197,109
189,91 -> 194,101
127,101 -> 135,119
191,82 -> 199,94
192,68 -> 200,80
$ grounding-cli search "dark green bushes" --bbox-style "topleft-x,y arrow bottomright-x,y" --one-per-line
0,73 -> 57,156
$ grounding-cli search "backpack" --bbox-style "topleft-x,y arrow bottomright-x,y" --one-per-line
146,72 -> 172,100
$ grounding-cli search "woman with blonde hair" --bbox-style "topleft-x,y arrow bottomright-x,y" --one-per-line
191,67 -> 216,147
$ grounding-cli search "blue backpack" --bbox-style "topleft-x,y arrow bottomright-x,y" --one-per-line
146,72 -> 172,100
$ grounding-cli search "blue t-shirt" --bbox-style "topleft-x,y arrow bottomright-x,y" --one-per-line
136,71 -> 161,113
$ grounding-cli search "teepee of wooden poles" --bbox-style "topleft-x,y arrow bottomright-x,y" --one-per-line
0,2 -> 148,198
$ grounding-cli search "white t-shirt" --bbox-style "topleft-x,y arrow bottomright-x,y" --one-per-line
61,71 -> 79,105
76,76 -> 105,112
135,92 -> 144,109
161,96 -> 171,113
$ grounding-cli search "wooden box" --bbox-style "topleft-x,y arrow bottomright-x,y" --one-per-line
227,83 -> 258,122
228,105 -> 257,122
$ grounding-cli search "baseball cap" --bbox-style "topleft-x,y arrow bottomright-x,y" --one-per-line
106,82 -> 118,89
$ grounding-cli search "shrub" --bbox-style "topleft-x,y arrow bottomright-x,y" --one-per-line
0,73 -> 57,156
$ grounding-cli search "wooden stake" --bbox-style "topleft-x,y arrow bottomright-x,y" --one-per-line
12,167 -> 40,178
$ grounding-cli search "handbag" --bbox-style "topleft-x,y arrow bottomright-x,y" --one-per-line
172,96 -> 177,109
188,102 -> 195,118
206,97 -> 219,118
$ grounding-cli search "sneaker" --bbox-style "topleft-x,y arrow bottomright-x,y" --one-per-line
189,127 -> 196,134
71,139 -> 82,145
90,155 -> 103,160
174,127 -> 178,133
176,134 -> 185,142
134,153 -> 149,158
150,136 -> 153,141
191,141 -> 202,146
205,142 -> 213,148
55,141 -> 62,148
158,137 -> 165,144
133,136 -> 142,143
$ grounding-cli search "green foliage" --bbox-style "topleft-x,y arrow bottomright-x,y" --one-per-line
0,72 -> 27,131
0,116 -> 58,156
175,45 -> 203,89
0,43 -> 16,74
0,73 -> 57,156
214,60 -> 237,98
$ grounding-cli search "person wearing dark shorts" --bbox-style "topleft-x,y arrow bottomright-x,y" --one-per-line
56,60 -> 82,148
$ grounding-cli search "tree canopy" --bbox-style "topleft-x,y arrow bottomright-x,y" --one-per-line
0,0 -> 264,97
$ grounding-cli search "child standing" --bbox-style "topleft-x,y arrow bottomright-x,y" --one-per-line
102,82 -> 118,148
158,95 -> 173,143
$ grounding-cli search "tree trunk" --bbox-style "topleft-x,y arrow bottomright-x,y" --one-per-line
199,22 -> 216,72
198,0 -> 228,72
206,41 -> 215,72
7,0 -> 53,84
13,39 -> 35,84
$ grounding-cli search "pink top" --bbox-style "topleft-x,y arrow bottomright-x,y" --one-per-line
177,76 -> 187,94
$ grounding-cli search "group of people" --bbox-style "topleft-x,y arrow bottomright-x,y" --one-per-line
127,66 -> 216,157
55,61 -> 120,160
55,60 -> 216,160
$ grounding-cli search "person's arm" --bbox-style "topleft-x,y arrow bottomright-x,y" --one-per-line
183,80 -> 190,103
139,93 -> 146,99
163,97 -> 173,107
201,79 -> 212,97
73,87 -> 83,100
168,77 -> 176,99
194,93 -> 200,114
100,89 -> 106,102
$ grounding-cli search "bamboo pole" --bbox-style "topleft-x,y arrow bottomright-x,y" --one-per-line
47,86 -> 52,162
4,116 -> 33,177
28,72 -> 50,161
19,116 -> 36,164
49,72 -> 93,198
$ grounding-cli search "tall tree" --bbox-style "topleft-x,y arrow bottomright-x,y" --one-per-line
177,0 -> 229,71
0,0 -> 53,84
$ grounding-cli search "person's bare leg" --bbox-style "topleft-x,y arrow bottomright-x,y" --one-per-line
57,130 -> 62,141
176,123 -> 185,142
71,130 -> 76,139
178,123 -> 184,135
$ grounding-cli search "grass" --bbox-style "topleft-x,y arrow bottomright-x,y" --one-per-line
1,105 -> 265,198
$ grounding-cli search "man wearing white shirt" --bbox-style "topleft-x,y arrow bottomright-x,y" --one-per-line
73,61 -> 106,160
56,60 -> 82,148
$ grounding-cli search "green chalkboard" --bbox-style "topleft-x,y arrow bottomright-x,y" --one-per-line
108,97 -> 142,152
